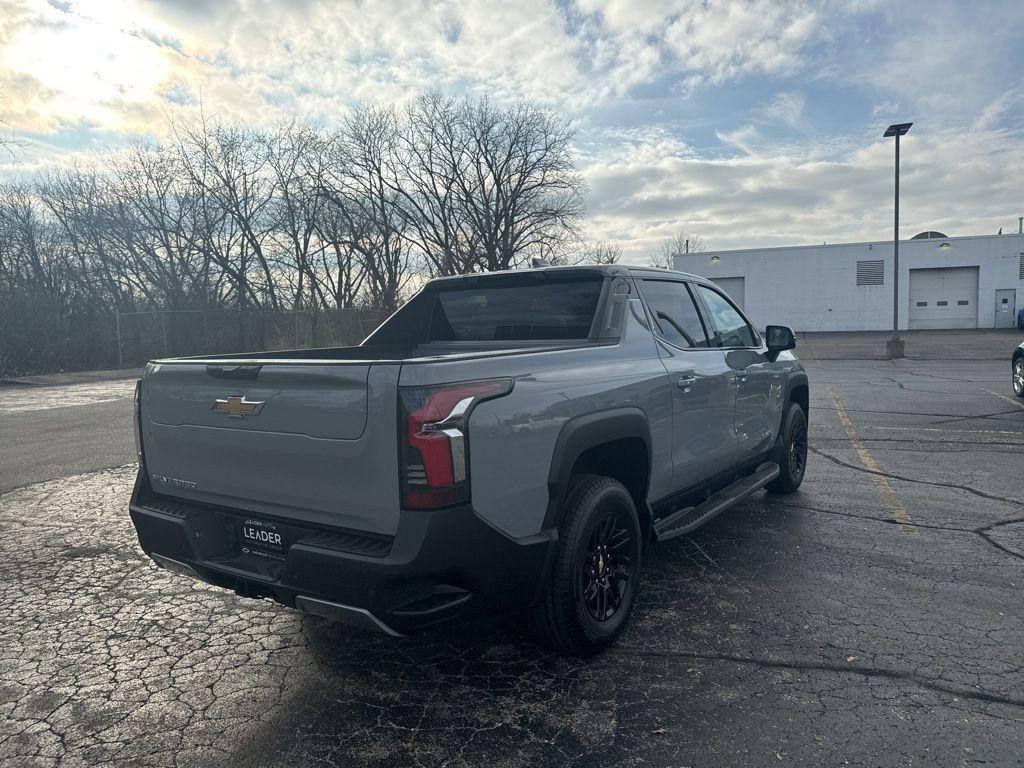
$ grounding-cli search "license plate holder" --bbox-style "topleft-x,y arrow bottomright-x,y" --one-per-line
238,517 -> 288,561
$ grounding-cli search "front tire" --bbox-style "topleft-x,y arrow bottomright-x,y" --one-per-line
528,475 -> 642,657
766,402 -> 807,494
1013,357 -> 1024,398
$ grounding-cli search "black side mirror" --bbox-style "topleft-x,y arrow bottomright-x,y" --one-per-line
765,325 -> 796,360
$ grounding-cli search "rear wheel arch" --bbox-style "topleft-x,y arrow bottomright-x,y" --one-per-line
545,409 -> 653,540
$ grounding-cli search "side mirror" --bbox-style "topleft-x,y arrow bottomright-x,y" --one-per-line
765,325 -> 796,360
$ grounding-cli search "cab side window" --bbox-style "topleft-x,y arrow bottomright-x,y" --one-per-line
640,280 -> 710,348
696,285 -> 756,348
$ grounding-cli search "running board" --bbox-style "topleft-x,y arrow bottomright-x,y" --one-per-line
653,461 -> 780,542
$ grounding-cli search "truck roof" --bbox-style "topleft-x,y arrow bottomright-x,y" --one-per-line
425,263 -> 707,285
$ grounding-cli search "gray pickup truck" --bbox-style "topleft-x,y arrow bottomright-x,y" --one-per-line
130,265 -> 808,656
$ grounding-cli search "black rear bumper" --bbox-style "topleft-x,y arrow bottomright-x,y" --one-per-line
129,471 -> 556,634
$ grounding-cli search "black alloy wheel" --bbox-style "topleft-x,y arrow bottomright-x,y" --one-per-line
789,411 -> 807,477
767,402 -> 808,494
528,475 -> 643,656
581,509 -> 634,622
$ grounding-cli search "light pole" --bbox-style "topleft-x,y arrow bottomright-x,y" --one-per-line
883,122 -> 912,358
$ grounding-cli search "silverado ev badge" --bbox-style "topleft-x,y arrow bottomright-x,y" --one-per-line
212,395 -> 264,418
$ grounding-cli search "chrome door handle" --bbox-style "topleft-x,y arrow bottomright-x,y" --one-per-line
677,376 -> 697,388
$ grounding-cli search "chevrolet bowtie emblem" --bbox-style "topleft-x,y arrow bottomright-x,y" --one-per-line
212,395 -> 265,418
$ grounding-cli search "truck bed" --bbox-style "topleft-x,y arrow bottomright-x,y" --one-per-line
159,339 -> 605,365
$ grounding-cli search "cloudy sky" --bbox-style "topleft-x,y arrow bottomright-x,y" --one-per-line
1,0 -> 1022,261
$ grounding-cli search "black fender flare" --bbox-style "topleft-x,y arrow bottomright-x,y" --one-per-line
542,407 -> 653,530
785,370 -> 809,414
770,370 -> 809,450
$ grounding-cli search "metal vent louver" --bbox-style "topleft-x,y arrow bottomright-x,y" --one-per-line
856,259 -> 885,286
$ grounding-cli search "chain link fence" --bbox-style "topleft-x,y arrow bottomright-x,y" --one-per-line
0,300 -> 388,377
114,308 -> 388,367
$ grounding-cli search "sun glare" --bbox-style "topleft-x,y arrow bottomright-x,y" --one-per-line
1,5 -> 170,131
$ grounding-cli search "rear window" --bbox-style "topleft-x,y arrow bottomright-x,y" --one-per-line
426,279 -> 602,341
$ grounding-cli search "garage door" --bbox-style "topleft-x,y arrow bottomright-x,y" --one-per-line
908,267 -> 978,329
712,277 -> 745,311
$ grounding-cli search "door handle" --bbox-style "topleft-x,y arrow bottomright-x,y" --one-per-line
676,375 -> 697,388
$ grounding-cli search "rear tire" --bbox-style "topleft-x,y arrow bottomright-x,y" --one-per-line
766,402 -> 807,494
1013,357 -> 1024,398
528,475 -> 642,657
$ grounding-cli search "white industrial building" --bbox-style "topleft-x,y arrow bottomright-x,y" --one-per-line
675,231 -> 1024,332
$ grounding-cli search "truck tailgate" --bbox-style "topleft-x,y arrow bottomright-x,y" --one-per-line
140,361 -> 401,536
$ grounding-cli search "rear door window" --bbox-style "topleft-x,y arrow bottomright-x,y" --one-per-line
640,280 -> 710,348
428,278 -> 603,341
695,285 -> 757,348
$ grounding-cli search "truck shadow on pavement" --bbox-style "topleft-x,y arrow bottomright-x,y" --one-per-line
224,499 -> 808,768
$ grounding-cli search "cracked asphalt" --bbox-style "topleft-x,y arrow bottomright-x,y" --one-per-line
2,339 -> 1023,767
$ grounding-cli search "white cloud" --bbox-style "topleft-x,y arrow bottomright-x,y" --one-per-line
871,100 -> 900,117
847,0 -> 1024,124
715,124 -> 763,153
2,0 -> 1023,265
580,122 -> 1024,262
662,0 -> 820,84
0,0 -> 593,136
574,0 -> 825,93
758,91 -> 805,127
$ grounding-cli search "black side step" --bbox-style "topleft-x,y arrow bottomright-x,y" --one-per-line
653,461 -> 780,542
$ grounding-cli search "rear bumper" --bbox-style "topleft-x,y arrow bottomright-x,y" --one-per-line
129,471 -> 556,634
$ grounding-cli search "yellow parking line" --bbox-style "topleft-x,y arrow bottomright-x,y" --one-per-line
981,388 -> 1024,412
827,388 -> 917,533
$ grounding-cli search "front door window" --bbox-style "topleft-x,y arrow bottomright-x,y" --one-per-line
696,285 -> 756,348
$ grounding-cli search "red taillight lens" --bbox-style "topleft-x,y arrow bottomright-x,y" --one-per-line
399,379 -> 512,510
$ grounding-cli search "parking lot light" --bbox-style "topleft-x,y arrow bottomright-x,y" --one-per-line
884,122 -> 912,358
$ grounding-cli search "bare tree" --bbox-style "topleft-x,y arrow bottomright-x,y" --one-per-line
0,85 -> 24,160
455,98 -> 585,272
321,107 -> 412,314
2,179 -> 115,373
1,92 -> 592,373
37,166 -> 134,310
0,184 -> 41,286
579,241 -> 622,265
176,119 -> 280,310
314,202 -> 367,308
105,145 -> 215,311
389,94 -> 585,276
542,239 -> 621,266
649,231 -> 705,269
392,92 -> 476,277
261,122 -> 332,311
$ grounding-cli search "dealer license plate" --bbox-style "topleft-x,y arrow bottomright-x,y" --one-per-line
239,518 -> 287,561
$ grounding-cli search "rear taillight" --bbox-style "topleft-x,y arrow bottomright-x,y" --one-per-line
399,379 -> 512,510
133,379 -> 144,467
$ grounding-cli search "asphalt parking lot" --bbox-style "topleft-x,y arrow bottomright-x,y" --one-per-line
2,330 -> 1023,768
